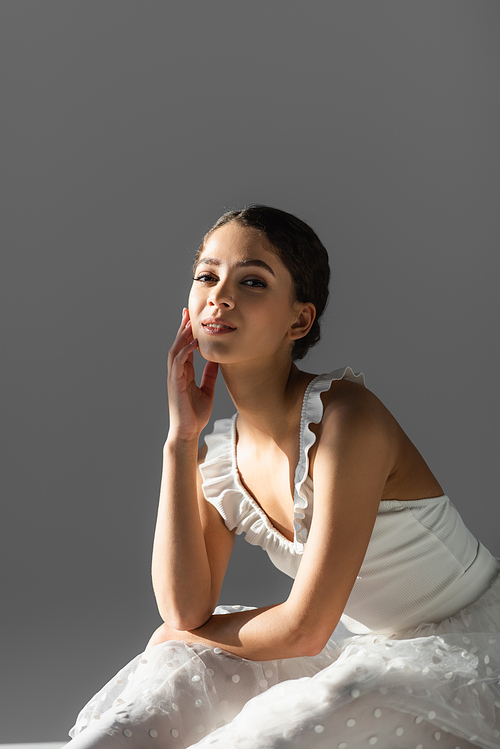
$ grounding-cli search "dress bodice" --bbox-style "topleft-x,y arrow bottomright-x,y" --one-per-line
200,367 -> 499,635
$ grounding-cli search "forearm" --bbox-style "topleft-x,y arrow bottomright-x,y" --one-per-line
151,436 -> 213,628
149,600 -> 330,661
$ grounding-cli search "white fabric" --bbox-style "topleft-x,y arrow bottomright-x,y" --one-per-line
66,367 -> 500,749
201,367 -> 499,635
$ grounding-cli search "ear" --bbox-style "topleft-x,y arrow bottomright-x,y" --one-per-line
288,302 -> 316,341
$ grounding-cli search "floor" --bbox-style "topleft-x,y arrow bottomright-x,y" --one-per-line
0,739 -> 69,749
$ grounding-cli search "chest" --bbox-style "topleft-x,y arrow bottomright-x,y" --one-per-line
235,444 -> 299,542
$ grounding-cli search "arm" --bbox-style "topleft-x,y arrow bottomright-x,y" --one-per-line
153,385 -> 396,660
151,441 -> 235,629
151,309 -> 234,630
285,386 -> 396,651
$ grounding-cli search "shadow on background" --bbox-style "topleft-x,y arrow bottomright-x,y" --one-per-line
1,0 -> 499,741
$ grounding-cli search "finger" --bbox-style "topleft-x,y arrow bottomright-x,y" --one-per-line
175,307 -> 190,337
200,360 -> 219,398
168,320 -> 193,364
173,338 -> 198,368
177,319 -> 192,341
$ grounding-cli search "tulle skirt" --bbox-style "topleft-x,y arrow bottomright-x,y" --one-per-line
66,573 -> 500,749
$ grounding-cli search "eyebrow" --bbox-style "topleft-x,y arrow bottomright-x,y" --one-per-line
194,257 -> 276,277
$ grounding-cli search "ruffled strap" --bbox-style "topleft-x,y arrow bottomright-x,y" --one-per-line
200,366 -> 365,555
200,415 -> 298,561
199,418 -> 239,527
293,367 -> 366,544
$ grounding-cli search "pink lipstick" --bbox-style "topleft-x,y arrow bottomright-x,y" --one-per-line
201,317 -> 236,335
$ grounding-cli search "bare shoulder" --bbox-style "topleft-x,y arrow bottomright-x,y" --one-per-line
311,377 -> 444,501
312,379 -> 399,470
320,379 -> 396,432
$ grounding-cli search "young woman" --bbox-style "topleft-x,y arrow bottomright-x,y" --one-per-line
66,206 -> 500,749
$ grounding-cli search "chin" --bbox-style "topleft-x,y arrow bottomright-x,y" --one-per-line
197,341 -> 232,364
197,341 -> 254,366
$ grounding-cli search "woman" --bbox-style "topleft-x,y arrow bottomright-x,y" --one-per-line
66,206 -> 500,748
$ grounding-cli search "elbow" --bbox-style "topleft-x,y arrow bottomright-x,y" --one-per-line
287,620 -> 337,658
295,631 -> 330,657
159,603 -> 213,633
153,582 -> 215,632
283,598 -> 340,657
175,614 -> 212,632
307,637 -> 331,657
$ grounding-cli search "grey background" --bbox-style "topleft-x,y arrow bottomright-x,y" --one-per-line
1,0 -> 499,741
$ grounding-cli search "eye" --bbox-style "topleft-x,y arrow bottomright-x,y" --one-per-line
242,278 -> 267,288
193,273 -> 217,283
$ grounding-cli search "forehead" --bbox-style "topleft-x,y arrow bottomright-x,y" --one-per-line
201,222 -> 271,259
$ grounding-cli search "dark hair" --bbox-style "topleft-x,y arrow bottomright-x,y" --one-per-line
195,205 -> 330,359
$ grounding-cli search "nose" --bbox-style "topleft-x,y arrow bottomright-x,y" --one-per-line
208,284 -> 234,309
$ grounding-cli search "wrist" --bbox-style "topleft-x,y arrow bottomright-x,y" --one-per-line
164,432 -> 200,455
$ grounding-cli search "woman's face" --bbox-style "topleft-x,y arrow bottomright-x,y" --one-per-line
188,222 -> 306,365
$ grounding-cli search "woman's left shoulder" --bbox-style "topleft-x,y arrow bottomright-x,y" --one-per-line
316,377 -> 397,449
321,374 -> 389,417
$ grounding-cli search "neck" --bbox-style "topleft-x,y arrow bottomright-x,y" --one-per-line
219,357 -> 315,445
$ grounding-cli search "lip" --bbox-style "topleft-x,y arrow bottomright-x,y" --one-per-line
201,317 -> 236,335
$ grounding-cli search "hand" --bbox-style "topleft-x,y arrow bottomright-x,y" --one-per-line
166,308 -> 219,441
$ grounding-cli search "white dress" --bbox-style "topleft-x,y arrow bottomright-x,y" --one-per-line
66,368 -> 500,749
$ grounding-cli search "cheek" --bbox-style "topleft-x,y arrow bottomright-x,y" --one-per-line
187,290 -> 206,338
187,287 -> 199,316
187,305 -> 198,334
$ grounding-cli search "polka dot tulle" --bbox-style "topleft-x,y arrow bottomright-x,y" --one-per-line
66,586 -> 500,749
